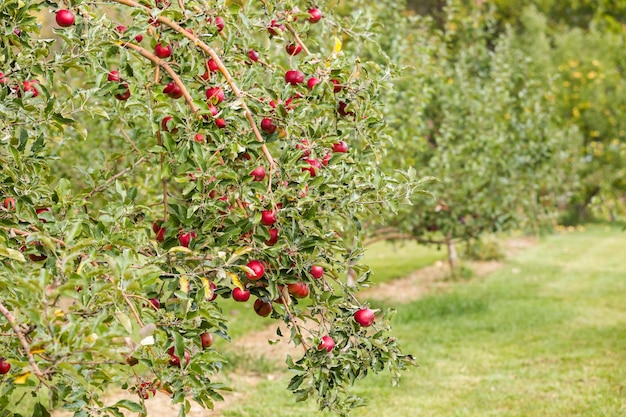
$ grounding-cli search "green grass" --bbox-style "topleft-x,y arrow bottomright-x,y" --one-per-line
220,225 -> 626,417
363,240 -> 445,284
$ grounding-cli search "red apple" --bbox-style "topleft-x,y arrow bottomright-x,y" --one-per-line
0,358 -> 11,374
22,81 -> 38,97
115,25 -> 126,33
115,84 -> 131,101
3,197 -> 15,210
331,79 -> 343,93
246,260 -> 265,280
333,141 -> 348,153
206,86 -> 224,103
248,49 -> 259,62
163,81 -> 183,99
232,287 -> 251,302
0,73 -> 8,85
250,166 -> 266,182
207,281 -> 218,301
200,332 -> 214,348
308,8 -> 323,23
149,298 -> 161,309
161,116 -> 177,133
267,20 -> 285,36
207,59 -> 219,72
261,210 -> 276,226
253,299 -> 272,317
194,133 -> 205,143
286,43 -> 303,56
154,43 -> 172,59
302,158 -> 321,177
287,282 -> 309,299
135,34 -> 143,42
215,118 -> 226,128
36,207 -> 51,222
55,10 -> 75,27
107,71 -> 120,82
260,118 -> 277,134
318,335 -> 334,352
307,77 -> 321,89
296,139 -> 311,157
167,347 -> 190,367
310,265 -> 324,279
265,228 -> 279,246
337,101 -> 354,117
354,308 -> 375,327
214,16 -> 225,32
285,70 -> 305,86
178,231 -> 196,248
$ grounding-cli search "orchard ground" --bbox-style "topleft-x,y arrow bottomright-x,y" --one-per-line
47,224 -> 626,416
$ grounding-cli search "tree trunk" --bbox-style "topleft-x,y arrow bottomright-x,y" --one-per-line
446,235 -> 458,271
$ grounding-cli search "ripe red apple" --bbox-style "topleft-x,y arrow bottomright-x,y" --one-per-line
22,81 -> 38,97
287,282 -> 309,299
307,77 -> 321,89
0,358 -> 11,374
308,8 -> 323,23
265,228 -> 279,246
331,79 -> 343,93
285,70 -> 305,85
167,347 -> 190,367
250,166 -> 266,181
310,265 -> 324,279
161,115 -> 178,133
318,335 -> 334,352
207,59 -> 219,73
302,158 -> 321,177
0,73 -> 8,85
155,0 -> 171,9
115,25 -> 126,33
155,227 -> 166,242
267,20 -> 285,36
354,308 -> 375,327
207,281 -> 218,301
337,101 -> 355,117
3,197 -> 15,210
135,34 -> 143,42
154,43 -> 172,59
215,118 -> 226,128
248,49 -> 259,62
163,81 -> 183,99
55,10 -> 75,27
137,381 -> 156,399
246,260 -> 265,280
214,16 -> 225,32
107,71 -> 120,82
232,287 -> 251,302
36,207 -> 51,222
333,141 -> 348,153
178,231 -> 196,248
206,86 -> 224,103
286,43 -> 303,56
253,299 -> 272,317
115,84 -> 131,101
261,210 -> 276,226
200,332 -> 214,349
194,133 -> 205,143
149,298 -> 161,309
260,118 -> 277,134
321,152 -> 332,166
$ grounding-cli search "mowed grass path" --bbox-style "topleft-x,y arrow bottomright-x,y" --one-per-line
221,226 -> 626,417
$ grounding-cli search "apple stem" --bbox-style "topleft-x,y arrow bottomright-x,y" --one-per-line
285,23 -> 312,56
0,302 -> 48,385
110,0 -> 276,170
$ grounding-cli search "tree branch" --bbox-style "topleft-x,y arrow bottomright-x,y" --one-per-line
85,156 -> 147,199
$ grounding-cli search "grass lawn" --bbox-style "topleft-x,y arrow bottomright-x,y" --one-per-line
220,225 -> 626,417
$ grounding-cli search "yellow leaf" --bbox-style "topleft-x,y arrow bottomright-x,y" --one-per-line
200,277 -> 213,300
228,272 -> 244,291
333,36 -> 342,54
180,276 -> 189,293
30,348 -> 46,355
14,372 -> 31,385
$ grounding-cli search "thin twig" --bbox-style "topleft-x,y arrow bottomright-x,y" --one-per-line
0,302 -> 48,384
107,276 -> 145,328
84,156 -> 147,199
285,23 -> 311,56
279,294 -> 309,352
119,128 -> 142,154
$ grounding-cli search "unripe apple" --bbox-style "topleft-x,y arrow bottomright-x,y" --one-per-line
331,79 -> 343,93
265,228 -> 279,246
285,70 -> 305,85
287,282 -> 309,299
286,43 -> 303,56
149,298 -> 161,309
246,260 -> 265,280
308,8 -> 323,23
107,71 -> 120,82
310,265 -> 324,279
307,77 -> 321,89
0,358 -> 11,374
318,335 -> 335,352
333,141 -> 348,153
154,43 -> 172,59
267,20 -> 285,36
354,308 -> 375,327
178,231 -> 196,248
248,49 -> 259,62
167,347 -> 190,367
115,84 -> 131,101
163,81 -> 183,99
250,166 -> 266,181
232,287 -> 251,302
302,158 -> 321,177
200,332 -> 214,349
3,197 -> 16,210
261,210 -> 276,226
214,16 -> 225,32
253,299 -> 272,317
260,118 -> 277,134
55,10 -> 75,27
206,86 -> 224,103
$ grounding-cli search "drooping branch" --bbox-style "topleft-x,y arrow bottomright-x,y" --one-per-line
285,23 -> 312,56
0,302 -> 47,384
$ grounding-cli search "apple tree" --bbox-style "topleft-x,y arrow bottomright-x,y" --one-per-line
0,1 -> 420,415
